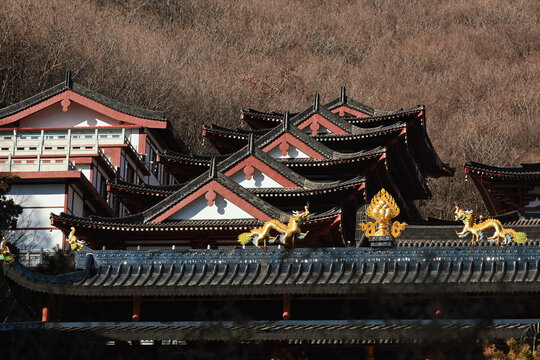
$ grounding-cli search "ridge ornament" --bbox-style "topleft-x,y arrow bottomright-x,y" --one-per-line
359,189 -> 407,247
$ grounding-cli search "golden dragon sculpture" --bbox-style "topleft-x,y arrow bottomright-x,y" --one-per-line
67,227 -> 85,251
455,206 -> 527,246
0,237 -> 14,263
238,205 -> 309,248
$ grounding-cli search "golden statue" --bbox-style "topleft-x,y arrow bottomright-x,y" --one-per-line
455,206 -> 527,246
67,227 -> 85,251
0,237 -> 14,263
238,205 -> 310,248
359,189 -> 407,238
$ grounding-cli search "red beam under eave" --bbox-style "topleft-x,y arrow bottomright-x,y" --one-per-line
0,171 -> 82,180
0,90 -> 167,129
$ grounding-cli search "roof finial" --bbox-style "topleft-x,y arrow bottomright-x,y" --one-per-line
248,134 -> 254,154
314,94 -> 320,112
209,157 -> 217,178
340,86 -> 346,103
65,70 -> 72,89
283,111 -> 290,130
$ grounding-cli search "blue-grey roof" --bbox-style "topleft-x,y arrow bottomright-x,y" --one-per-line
4,246 -> 540,297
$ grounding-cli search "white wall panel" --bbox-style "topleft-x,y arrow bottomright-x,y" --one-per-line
19,102 -> 120,128
267,144 -> 310,159
7,184 -> 65,207
168,194 -> 255,220
230,168 -> 283,188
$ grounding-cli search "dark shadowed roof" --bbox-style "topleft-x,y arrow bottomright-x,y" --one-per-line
0,319 -> 533,343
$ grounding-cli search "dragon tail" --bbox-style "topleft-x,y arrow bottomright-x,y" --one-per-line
238,232 -> 254,245
513,232 -> 528,244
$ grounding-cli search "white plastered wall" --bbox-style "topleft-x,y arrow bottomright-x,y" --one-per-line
6,184 -> 65,251
229,168 -> 283,188
167,194 -> 255,220
19,102 -> 121,128
267,144 -> 310,159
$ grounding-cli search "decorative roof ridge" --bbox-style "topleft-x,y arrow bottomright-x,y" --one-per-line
465,161 -> 540,175
0,76 -> 166,121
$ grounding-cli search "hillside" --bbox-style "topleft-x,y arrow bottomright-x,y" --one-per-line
0,0 -> 538,219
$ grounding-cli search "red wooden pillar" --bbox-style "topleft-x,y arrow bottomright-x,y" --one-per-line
42,306 -> 49,322
365,346 -> 375,360
282,294 -> 291,320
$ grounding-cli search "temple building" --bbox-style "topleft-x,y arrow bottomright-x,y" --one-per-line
465,161 -> 540,216
2,84 -> 540,359
0,72 -> 185,263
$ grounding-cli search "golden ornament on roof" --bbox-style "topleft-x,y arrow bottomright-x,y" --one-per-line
67,227 -> 85,251
0,237 -> 14,263
359,189 -> 407,238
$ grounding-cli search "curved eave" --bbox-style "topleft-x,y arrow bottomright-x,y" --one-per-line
241,109 -> 289,130
410,110 -> 455,178
50,209 -> 341,236
465,162 -> 540,181
1,319 -> 533,343
6,246 -> 540,298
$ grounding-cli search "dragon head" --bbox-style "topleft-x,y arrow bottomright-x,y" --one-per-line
292,205 -> 310,225
455,206 -> 472,221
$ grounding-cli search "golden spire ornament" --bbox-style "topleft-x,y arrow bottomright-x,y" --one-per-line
359,189 -> 407,247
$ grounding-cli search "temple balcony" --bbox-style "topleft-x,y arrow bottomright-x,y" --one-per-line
0,128 -> 141,158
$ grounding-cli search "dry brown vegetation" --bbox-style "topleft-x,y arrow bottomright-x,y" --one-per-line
0,0 -> 538,219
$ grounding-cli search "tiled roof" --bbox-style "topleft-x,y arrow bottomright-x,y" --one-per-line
51,205 -> 341,230
6,246 -> 540,297
0,75 -> 166,121
107,179 -> 184,196
0,319 -> 532,343
466,161 -> 540,178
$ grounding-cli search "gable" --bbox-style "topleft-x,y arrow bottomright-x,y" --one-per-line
297,113 -> 348,136
151,181 -> 272,222
224,156 -> 298,188
331,106 -> 369,118
0,90 -> 166,129
262,133 -> 325,160
19,102 -> 122,128
167,193 -> 255,220
229,168 -> 284,188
